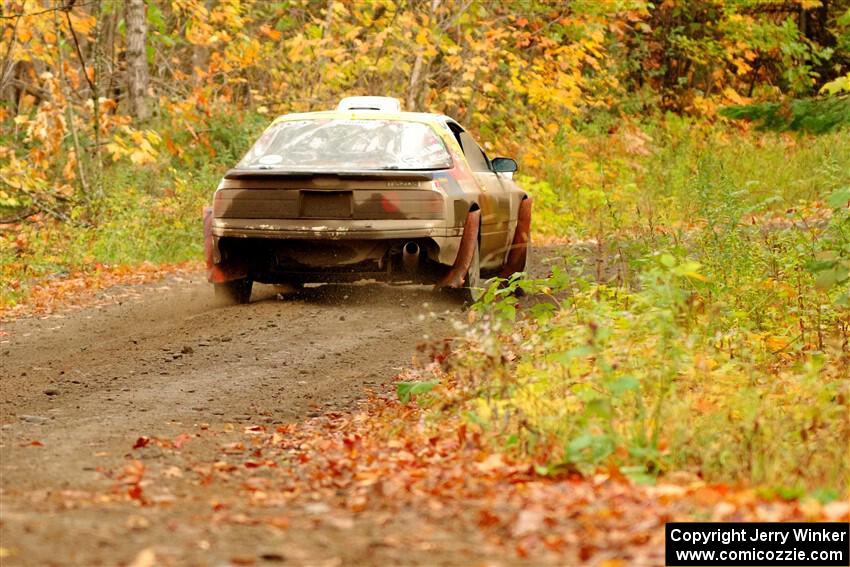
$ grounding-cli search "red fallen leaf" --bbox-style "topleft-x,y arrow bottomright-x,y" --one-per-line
244,461 -> 261,469
173,433 -> 192,449
579,544 -> 596,561
127,484 -> 144,501
343,435 -> 360,448
477,509 -> 501,528
515,542 -> 530,558
133,436 -> 150,449
22,440 -> 44,447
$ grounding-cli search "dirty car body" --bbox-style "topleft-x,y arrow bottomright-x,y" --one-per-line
204,99 -> 531,303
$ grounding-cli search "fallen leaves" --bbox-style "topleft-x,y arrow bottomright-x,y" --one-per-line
118,459 -> 146,503
158,388 -> 845,563
132,433 -> 194,451
173,433 -> 192,449
1,261 -> 203,321
6,369 -> 843,564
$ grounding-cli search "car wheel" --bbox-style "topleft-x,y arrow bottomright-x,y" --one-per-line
511,242 -> 531,297
522,241 -> 532,274
214,278 -> 253,304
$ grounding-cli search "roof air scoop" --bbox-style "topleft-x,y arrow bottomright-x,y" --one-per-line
336,96 -> 401,113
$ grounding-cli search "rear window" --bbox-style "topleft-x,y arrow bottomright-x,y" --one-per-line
237,119 -> 452,171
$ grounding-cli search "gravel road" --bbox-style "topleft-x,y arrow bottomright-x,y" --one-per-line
0,276 -> 467,566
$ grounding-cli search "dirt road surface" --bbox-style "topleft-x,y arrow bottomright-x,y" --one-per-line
1,275 -> 477,566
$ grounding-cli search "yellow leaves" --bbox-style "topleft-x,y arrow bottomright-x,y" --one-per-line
588,28 -> 605,45
286,36 -> 306,63
106,127 -> 162,166
765,336 -> 788,351
225,37 -> 262,68
22,105 -> 66,158
730,57 -> 752,76
819,73 -> 850,95
689,95 -> 718,118
62,151 -> 77,182
68,12 -> 97,36
185,19 -> 215,46
723,87 -> 747,105
0,150 -> 54,210
17,27 -> 32,43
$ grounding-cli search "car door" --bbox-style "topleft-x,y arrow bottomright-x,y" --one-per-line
449,126 -> 512,269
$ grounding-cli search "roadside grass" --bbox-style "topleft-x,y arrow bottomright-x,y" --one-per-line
416,119 -> 850,497
0,110 -> 266,308
0,166 -> 213,306
529,115 -> 850,240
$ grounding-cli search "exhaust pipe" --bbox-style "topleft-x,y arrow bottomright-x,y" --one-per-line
402,242 -> 420,273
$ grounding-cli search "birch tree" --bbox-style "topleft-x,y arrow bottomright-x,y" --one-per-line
125,0 -> 149,120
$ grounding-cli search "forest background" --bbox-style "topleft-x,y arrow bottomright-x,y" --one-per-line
1,0 -> 849,499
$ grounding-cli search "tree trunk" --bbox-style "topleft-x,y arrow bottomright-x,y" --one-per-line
406,54 -> 424,111
125,0 -> 150,121
406,0 -> 441,112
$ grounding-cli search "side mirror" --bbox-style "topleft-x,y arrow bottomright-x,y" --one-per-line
491,157 -> 518,173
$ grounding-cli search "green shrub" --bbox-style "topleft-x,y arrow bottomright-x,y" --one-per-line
431,121 -> 850,496
720,97 -> 850,134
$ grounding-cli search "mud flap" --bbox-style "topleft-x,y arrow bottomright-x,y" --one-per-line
435,209 -> 481,289
204,206 -> 248,284
499,197 -> 532,279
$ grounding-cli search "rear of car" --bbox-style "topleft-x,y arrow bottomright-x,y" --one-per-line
204,104 -> 531,304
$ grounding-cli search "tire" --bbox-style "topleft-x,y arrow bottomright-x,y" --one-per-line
512,241 -> 531,297
522,240 -> 531,274
214,278 -> 253,304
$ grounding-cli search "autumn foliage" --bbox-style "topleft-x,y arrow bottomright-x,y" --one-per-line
2,0 -> 849,243
1,0 -> 849,536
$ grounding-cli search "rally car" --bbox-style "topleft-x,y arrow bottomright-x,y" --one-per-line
203,96 -> 531,303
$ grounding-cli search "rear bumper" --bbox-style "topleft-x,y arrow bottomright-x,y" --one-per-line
205,215 -> 464,284
210,218 -> 462,240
